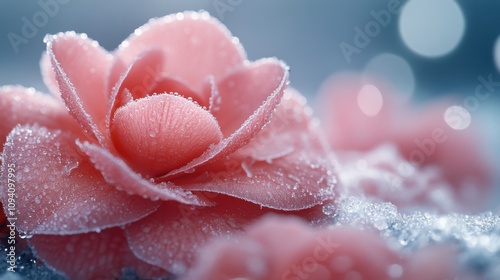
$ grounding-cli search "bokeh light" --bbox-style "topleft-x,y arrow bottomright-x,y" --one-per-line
399,0 -> 465,58
363,53 -> 415,100
444,105 -> 472,130
357,84 -> 384,117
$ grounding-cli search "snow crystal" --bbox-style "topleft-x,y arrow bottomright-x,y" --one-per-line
318,196 -> 500,278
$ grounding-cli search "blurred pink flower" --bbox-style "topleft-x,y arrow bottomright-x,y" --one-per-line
184,215 -> 459,280
0,11 -> 337,278
318,72 -> 492,210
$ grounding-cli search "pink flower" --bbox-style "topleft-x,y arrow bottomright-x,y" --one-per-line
184,215 -> 459,280
0,12 -> 337,278
318,72 -> 492,210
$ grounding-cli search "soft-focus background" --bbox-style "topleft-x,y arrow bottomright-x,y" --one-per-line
1,0 -> 499,203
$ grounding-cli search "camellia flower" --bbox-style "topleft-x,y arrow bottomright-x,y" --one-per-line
0,11 -> 337,278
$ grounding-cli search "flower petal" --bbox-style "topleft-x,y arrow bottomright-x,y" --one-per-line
106,48 -> 164,135
46,32 -> 112,146
124,196 -> 270,274
0,86 -> 78,151
172,90 -> 338,210
0,125 -> 160,235
110,94 -> 223,176
39,53 -> 61,98
159,58 -> 289,179
77,140 -> 210,206
209,58 -> 290,137
116,11 -> 246,93
29,228 -> 168,279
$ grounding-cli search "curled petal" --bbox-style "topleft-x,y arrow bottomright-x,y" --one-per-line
173,90 -> 338,210
29,228 -> 168,279
0,125 -> 160,235
39,53 -> 61,98
106,48 -> 164,135
116,11 -> 246,93
46,32 -> 112,146
77,140 -> 210,206
209,58 -> 291,137
160,58 -> 289,179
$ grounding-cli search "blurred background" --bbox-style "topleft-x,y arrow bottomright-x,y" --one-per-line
0,0 -> 499,202
2,0 -> 500,98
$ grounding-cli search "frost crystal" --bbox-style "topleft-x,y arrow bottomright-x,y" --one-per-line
318,196 -> 500,279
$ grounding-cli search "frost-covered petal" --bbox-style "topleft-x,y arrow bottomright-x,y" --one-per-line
77,140 -> 209,205
172,90 -> 338,210
111,94 -> 223,176
209,58 -> 290,137
40,53 -> 61,98
46,32 -> 112,146
125,196 -> 270,274
0,86 -> 78,150
106,48 -> 164,135
0,125 -> 160,235
185,215 -> 400,280
116,11 -> 246,93
29,228 -> 168,279
148,76 -> 207,107
159,59 -> 289,179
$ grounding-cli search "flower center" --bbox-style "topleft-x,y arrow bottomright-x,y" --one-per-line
110,94 -> 223,177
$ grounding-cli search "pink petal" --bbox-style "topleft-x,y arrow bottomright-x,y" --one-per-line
185,215 -> 400,280
172,90 -> 338,210
46,32 -> 112,146
116,11 -> 246,93
29,228 -> 168,279
110,94 -> 223,176
125,196 -> 271,274
39,53 -> 60,98
0,125 -> 160,235
208,58 -> 291,137
159,59 -> 289,179
0,86 -> 79,150
77,140 -> 209,206
106,48 -> 164,134
149,75 -> 208,107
